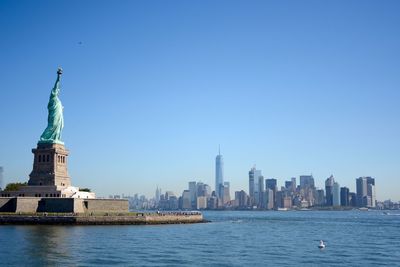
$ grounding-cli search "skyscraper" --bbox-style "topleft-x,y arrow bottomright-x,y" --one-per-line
188,181 -> 197,208
356,177 -> 367,207
266,178 -> 277,191
366,177 -> 375,207
367,183 -> 376,208
196,182 -> 211,198
181,190 -> 191,210
249,167 -> 262,207
249,168 -> 255,203
215,148 -> 224,198
332,182 -> 341,206
0,167 -> 3,190
299,175 -> 316,207
285,181 -> 293,190
266,188 -> 274,210
235,190 -> 248,209
325,175 -> 335,206
155,186 -> 161,203
349,192 -> 357,207
340,187 -> 349,206
223,181 -> 231,204
315,189 -> 325,206
291,177 -> 297,192
266,178 -> 277,209
300,175 -> 315,189
354,177 -> 376,207
356,177 -> 376,207
258,175 -> 265,208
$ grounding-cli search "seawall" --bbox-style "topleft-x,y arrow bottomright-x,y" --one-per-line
0,212 -> 206,225
0,197 -> 128,213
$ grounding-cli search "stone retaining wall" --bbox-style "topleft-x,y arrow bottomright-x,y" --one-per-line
16,198 -> 40,212
83,199 -> 128,213
0,213 -> 205,225
0,197 -> 128,213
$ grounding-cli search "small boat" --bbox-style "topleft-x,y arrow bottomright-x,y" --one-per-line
318,240 -> 326,249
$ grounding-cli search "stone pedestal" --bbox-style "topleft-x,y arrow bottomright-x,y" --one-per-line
28,143 -> 71,187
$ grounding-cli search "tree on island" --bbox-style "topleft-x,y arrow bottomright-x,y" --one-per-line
79,188 -> 91,192
4,182 -> 28,192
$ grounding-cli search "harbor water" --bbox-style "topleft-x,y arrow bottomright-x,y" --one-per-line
0,210 -> 399,266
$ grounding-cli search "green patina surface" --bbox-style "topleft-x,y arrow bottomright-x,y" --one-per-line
38,68 -> 64,145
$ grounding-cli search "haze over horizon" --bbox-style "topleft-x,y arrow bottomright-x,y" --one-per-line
1,1 -> 399,200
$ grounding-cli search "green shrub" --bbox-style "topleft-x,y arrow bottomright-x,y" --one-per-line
80,188 -> 91,192
4,182 -> 28,191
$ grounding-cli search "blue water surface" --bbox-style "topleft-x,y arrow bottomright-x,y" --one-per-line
0,210 -> 399,266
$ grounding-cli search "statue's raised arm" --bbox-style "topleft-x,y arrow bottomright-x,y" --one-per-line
50,68 -> 62,97
39,68 -> 65,145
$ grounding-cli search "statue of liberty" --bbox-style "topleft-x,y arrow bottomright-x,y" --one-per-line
39,68 -> 64,144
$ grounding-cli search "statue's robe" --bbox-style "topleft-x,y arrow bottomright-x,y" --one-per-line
39,76 -> 64,144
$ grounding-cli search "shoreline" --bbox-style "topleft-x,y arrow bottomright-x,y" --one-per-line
0,212 -> 207,225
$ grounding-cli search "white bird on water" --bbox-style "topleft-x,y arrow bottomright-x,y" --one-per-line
318,240 -> 326,249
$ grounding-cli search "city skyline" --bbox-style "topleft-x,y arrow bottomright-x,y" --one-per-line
111,149 -> 381,206
125,154 -> 386,210
1,1 -> 400,200
1,149 -> 394,201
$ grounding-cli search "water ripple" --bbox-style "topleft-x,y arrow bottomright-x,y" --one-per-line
0,211 -> 399,266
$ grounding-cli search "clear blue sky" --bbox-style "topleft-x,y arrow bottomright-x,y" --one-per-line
1,0 -> 399,200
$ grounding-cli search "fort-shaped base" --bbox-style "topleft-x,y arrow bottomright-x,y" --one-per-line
29,143 -> 71,187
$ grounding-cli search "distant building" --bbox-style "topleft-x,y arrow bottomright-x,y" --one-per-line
196,182 -> 211,198
197,196 -> 207,209
367,183 -> 376,208
265,188 -> 274,210
276,191 -> 283,208
332,182 -> 340,206
204,184 -> 212,197
315,189 -> 325,206
249,167 -> 263,207
325,175 -> 335,206
196,182 -> 205,197
181,190 -> 191,209
249,168 -> 255,204
235,190 -> 248,209
215,148 -> 224,198
340,187 -> 349,206
356,177 -> 367,207
283,196 -> 292,209
258,175 -> 265,208
155,186 -> 161,203
367,177 -> 376,208
300,175 -> 315,189
208,196 -> 218,210
0,167 -> 3,190
266,179 -> 277,209
169,196 -> 179,210
223,181 -> 231,204
356,177 -> 375,207
188,181 -> 197,208
300,175 -> 316,207
285,181 -> 293,191
349,192 -> 357,207
291,177 -> 296,192
159,191 -> 179,210
265,179 -> 277,192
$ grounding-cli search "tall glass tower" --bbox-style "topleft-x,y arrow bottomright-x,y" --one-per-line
215,148 -> 224,198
